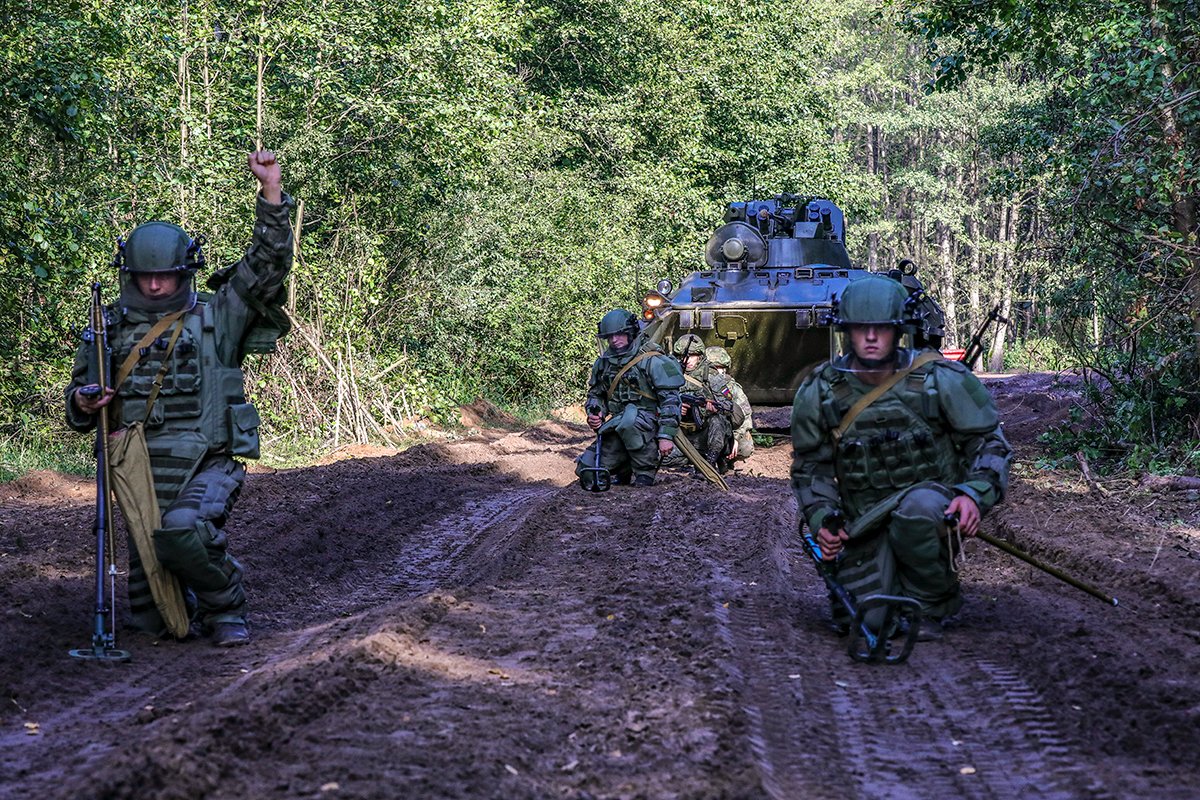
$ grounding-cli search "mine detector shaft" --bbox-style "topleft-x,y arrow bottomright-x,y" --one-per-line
70,283 -> 131,663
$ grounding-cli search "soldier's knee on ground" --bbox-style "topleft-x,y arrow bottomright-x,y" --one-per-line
153,521 -> 236,592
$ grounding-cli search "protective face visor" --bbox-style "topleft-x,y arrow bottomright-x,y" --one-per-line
830,323 -> 916,374
602,332 -> 635,354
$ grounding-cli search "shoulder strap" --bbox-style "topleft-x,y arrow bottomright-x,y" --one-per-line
114,309 -> 187,389
833,351 -> 943,443
606,351 -> 657,401
142,319 -> 186,418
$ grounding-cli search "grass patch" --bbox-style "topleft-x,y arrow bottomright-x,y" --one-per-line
0,433 -> 94,483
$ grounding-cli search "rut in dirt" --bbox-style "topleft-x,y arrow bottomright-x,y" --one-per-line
2,375 -> 1200,799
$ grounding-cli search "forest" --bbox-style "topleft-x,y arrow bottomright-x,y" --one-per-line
2,0 -> 1197,476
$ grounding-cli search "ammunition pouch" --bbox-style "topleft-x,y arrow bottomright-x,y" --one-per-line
226,402 -> 262,459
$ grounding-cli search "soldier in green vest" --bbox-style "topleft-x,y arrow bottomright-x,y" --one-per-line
660,334 -> 744,472
705,346 -> 754,463
791,275 -> 1011,641
65,150 -> 293,647
575,309 -> 684,488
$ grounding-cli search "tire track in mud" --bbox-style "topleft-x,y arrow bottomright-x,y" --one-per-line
357,485 -> 559,599
710,478 -> 1116,800
826,649 -> 1117,800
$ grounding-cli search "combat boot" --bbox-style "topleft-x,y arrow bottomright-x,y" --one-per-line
211,620 -> 250,647
632,474 -> 655,487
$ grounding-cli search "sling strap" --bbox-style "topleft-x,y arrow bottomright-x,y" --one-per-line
113,309 -> 188,389
606,351 -> 658,402
833,351 -> 943,444
141,319 -> 186,419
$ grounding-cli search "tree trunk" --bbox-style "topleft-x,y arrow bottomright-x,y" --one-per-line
988,197 -> 1020,372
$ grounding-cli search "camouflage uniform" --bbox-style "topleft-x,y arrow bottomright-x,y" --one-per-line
575,330 -> 683,486
791,276 -> 1011,630
66,193 -> 293,637
661,336 -> 744,470
706,346 -> 754,461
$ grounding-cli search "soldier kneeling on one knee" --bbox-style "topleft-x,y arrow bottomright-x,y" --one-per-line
659,334 -> 744,473
574,309 -> 683,488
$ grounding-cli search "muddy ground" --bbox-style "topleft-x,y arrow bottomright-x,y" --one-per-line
2,371 -> 1199,799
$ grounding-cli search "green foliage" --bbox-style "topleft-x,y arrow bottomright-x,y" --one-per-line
902,0 -> 1200,471
1002,336 -> 1075,372
6,0 -> 1181,474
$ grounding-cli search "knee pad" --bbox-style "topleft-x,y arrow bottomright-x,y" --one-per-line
153,522 -> 233,592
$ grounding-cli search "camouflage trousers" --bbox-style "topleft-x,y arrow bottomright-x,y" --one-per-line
660,414 -> 734,469
829,484 -> 963,633
128,453 -> 248,633
574,430 -> 662,486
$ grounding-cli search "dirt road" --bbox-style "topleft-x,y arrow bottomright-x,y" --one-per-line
2,372 -> 1199,799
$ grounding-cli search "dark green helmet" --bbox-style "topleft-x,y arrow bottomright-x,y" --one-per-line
705,346 -> 731,367
673,333 -> 706,356
597,308 -> 640,338
833,275 -> 908,327
115,221 -> 206,274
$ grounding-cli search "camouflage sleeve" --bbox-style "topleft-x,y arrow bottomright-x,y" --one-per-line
790,370 -> 841,532
207,192 -> 295,364
933,362 -> 1013,515
63,340 -> 96,433
732,382 -> 753,436
584,358 -> 606,416
648,354 -> 684,439
707,374 -> 741,426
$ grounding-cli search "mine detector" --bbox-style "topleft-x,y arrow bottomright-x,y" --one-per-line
638,195 -> 951,405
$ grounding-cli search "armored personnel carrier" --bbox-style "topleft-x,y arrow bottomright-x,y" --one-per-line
640,195 -> 948,404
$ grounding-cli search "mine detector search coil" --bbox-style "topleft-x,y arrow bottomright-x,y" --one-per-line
70,283 -> 131,663
801,512 -> 920,664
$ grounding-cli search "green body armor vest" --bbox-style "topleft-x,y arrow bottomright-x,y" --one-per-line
823,366 -> 963,520
110,301 -> 261,460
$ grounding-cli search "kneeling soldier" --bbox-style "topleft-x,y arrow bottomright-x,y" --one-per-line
575,309 -> 683,488
65,150 -> 293,647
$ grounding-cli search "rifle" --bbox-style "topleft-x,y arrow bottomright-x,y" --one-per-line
944,513 -> 1118,606
69,283 -> 131,663
960,304 -> 1010,370
800,512 -> 921,664
679,392 -> 707,428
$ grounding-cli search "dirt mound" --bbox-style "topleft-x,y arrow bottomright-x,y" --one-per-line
458,398 -> 525,430
0,469 -> 91,506
3,372 -> 1200,799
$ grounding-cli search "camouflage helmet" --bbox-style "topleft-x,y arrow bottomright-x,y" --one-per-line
705,346 -> 731,368
115,221 -> 205,274
673,333 -> 706,357
597,308 -> 640,339
833,275 -> 908,327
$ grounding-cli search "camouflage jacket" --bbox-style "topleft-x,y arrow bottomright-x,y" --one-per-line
65,193 -> 294,464
681,360 -> 745,429
585,336 -> 684,440
726,376 -> 754,438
